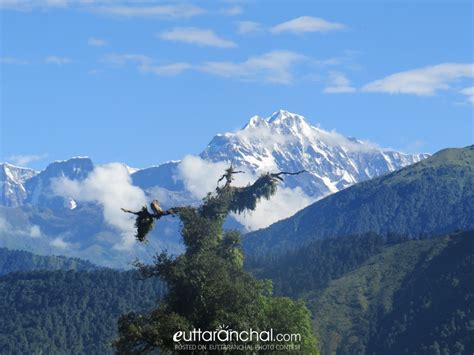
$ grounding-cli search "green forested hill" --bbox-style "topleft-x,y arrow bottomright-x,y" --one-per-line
309,230 -> 474,355
0,269 -> 165,355
1,232 -> 471,355
244,146 -> 474,256
245,233 -> 409,297
1,146 -> 472,354
0,247 -> 98,275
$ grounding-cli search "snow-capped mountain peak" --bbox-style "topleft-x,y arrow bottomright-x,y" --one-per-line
1,163 -> 38,184
243,115 -> 266,129
0,110 -> 431,268
267,109 -> 304,124
25,157 -> 94,208
1,110 -> 429,208
0,163 -> 38,207
201,110 -> 429,197
240,109 -> 366,154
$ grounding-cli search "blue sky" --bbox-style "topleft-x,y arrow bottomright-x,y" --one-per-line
1,0 -> 473,170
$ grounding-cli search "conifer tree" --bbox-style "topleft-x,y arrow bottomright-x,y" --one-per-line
115,167 -> 318,354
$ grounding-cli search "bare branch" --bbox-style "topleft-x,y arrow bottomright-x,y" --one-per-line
270,170 -> 307,181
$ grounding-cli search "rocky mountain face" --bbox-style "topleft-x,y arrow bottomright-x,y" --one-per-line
1,111 -> 428,208
0,110 -> 430,267
200,110 -> 428,197
0,163 -> 37,207
24,157 -> 94,210
243,146 -> 474,257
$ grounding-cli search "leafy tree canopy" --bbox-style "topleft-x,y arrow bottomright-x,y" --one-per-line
116,168 -> 318,354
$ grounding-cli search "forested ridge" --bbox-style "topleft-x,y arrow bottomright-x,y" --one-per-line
0,147 -> 472,354
0,269 -> 165,354
248,230 -> 474,354
245,233 -> 410,297
0,247 -> 98,275
244,146 -> 474,257
366,230 -> 474,354
1,231 -> 472,354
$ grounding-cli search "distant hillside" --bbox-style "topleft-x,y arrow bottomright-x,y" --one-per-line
310,230 -> 474,355
244,146 -> 474,256
0,269 -> 165,355
245,233 -> 409,298
0,247 -> 98,275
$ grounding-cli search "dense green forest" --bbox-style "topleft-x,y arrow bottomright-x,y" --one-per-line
1,231 -> 472,354
244,146 -> 474,256
366,230 -> 474,355
246,230 -> 474,354
0,148 -> 472,354
0,269 -> 165,355
245,233 -> 410,297
0,247 -> 98,275
309,230 -> 473,354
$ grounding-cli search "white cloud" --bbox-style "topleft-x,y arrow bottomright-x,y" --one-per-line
232,186 -> 314,231
220,5 -> 242,16
176,155 -> 314,231
236,21 -> 262,34
88,37 -> 107,47
29,225 -> 41,238
0,56 -> 28,65
102,53 -> 191,76
236,123 -> 296,152
460,86 -> 474,104
45,56 -> 72,65
401,139 -> 426,154
0,216 -> 43,238
8,153 -> 48,166
362,63 -> 474,96
271,16 -> 346,34
0,0 -> 23,9
93,4 -> 205,19
141,62 -> 192,76
158,27 -> 237,48
46,0 -> 67,7
0,216 -> 9,232
52,163 -> 147,249
318,129 -> 380,153
102,51 -> 306,84
199,50 -> 307,84
102,53 -> 152,66
50,237 -> 71,249
2,1 -> 206,18
177,156 -> 248,199
324,71 -> 356,93
0,0 -> 64,10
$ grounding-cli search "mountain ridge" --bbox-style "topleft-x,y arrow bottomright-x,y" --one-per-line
1,110 -> 428,207
0,110 -> 432,267
200,110 -> 428,196
0,163 -> 38,207
243,145 -> 474,256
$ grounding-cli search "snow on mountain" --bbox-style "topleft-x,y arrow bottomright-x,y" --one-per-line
1,111 -> 428,208
0,163 -> 38,207
131,161 -> 183,191
200,110 -> 429,197
123,164 -> 141,175
0,110 -> 431,267
25,157 -> 94,209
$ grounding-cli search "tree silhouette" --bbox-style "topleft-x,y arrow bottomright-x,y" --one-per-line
115,168 -> 318,354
